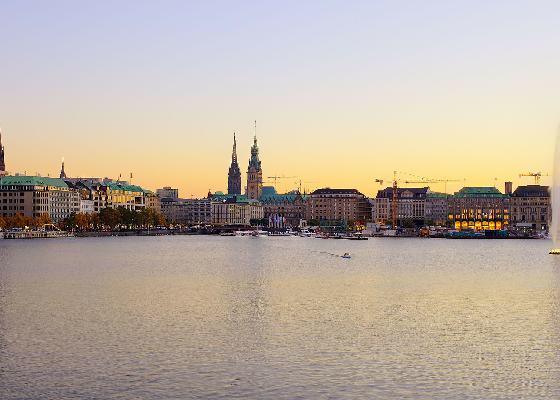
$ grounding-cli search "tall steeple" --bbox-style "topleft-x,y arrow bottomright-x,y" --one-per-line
246,120 -> 263,200
59,157 -> 66,179
0,129 -> 5,175
227,132 -> 241,195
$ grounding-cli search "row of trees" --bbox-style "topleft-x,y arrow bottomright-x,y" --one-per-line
0,207 -> 167,231
59,207 -> 167,231
0,213 -> 53,230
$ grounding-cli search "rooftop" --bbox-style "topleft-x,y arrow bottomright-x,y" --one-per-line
0,175 -> 68,188
512,185 -> 549,197
311,188 -> 364,196
453,187 -> 506,198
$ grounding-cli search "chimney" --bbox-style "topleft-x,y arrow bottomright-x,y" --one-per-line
505,181 -> 513,195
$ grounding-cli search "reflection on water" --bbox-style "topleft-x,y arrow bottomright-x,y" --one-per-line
0,236 -> 560,399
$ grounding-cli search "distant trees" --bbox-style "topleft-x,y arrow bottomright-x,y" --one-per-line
0,213 -> 53,230
60,207 -> 167,231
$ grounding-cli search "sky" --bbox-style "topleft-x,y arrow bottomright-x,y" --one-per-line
1,0 -> 559,197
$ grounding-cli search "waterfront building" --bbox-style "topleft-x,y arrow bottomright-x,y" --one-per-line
510,185 -> 550,232
66,179 -> 146,212
160,197 -> 211,225
425,192 -> 449,226
306,188 -> 371,225
227,133 -> 242,195
260,186 -> 306,228
211,196 -> 264,226
0,130 -> 6,176
144,191 -> 161,213
372,187 -> 430,226
448,187 -> 509,231
80,199 -> 95,214
156,187 -> 179,200
246,132 -> 263,200
0,176 -> 80,222
103,182 -> 146,211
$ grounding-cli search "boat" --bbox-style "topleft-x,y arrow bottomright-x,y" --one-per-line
341,253 -> 351,259
550,249 -> 560,255
4,229 -> 73,239
219,232 -> 235,236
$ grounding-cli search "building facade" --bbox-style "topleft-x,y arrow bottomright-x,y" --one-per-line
156,187 -> 179,200
144,191 -> 161,213
0,176 -> 80,222
260,186 -> 306,228
448,187 -> 509,231
227,133 -> 242,195
306,188 -> 371,224
425,192 -> 449,226
211,196 -> 264,226
372,187 -> 429,226
246,135 -> 263,200
160,198 -> 212,225
66,179 -> 146,213
510,185 -> 550,232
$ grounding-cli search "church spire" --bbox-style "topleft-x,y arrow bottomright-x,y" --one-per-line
232,132 -> 238,163
227,131 -> 241,195
0,128 -> 5,174
59,157 -> 66,179
253,120 -> 257,144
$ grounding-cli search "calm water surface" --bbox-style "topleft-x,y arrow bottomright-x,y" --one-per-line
0,236 -> 559,399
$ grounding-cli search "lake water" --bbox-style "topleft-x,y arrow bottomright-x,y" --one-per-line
0,236 -> 559,399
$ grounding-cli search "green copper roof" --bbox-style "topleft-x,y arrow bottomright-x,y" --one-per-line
0,175 -> 68,188
105,182 -> 145,193
427,192 -> 448,198
453,187 -> 505,198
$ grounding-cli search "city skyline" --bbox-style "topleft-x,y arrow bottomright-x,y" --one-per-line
1,1 -> 559,196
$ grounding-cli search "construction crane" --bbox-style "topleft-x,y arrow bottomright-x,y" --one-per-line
267,175 -> 297,190
296,180 -> 315,194
375,171 -> 400,228
403,178 -> 464,194
519,172 -> 549,185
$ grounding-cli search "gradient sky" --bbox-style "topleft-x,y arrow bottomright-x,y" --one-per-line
1,0 -> 559,197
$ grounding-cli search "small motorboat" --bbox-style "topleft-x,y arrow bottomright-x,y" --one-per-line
341,252 -> 351,259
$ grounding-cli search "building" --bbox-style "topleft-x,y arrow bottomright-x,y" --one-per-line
160,198 -> 211,225
80,199 -> 95,214
227,133 -> 241,195
0,130 -> 6,176
372,187 -> 429,226
66,179 -> 146,213
260,186 -> 306,228
246,131 -> 263,200
306,188 -> 371,225
448,187 -> 509,231
156,187 -> 179,200
144,191 -> 161,213
0,176 -> 80,222
211,196 -> 264,226
425,192 -> 449,226
510,185 -> 550,232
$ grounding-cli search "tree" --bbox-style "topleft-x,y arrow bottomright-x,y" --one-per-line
74,213 -> 90,231
34,213 -> 53,228
99,208 -> 119,230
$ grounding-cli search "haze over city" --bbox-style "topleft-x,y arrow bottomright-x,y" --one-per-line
1,1 -> 559,196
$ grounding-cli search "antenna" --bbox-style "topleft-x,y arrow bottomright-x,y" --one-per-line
254,120 -> 257,140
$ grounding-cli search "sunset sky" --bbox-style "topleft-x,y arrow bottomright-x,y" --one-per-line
1,1 -> 559,197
